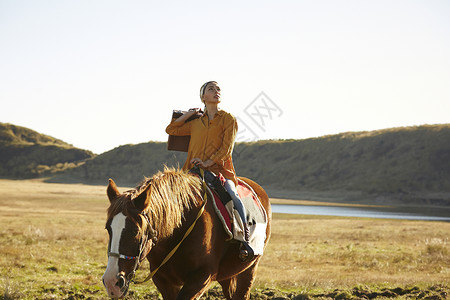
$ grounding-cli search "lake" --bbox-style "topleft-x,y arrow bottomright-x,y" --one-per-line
271,204 -> 450,221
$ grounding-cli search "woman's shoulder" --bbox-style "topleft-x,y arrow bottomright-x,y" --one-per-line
218,110 -> 236,121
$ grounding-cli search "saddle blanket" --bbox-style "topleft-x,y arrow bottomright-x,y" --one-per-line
207,178 -> 268,256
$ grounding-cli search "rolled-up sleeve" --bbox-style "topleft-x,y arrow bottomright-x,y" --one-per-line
165,120 -> 192,136
210,115 -> 237,166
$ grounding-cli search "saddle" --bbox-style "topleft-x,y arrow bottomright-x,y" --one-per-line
190,168 -> 268,256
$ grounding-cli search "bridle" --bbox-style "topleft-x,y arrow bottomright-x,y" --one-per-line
107,212 -> 158,290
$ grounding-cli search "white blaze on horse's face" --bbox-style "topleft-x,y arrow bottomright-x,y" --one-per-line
103,212 -> 127,298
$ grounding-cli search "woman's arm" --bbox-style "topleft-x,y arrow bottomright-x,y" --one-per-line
165,109 -> 199,136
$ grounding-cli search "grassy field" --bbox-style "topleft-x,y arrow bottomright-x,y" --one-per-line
0,179 -> 448,299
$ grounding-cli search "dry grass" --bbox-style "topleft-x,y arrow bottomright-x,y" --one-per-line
256,214 -> 449,290
0,179 -> 113,299
0,179 -> 449,299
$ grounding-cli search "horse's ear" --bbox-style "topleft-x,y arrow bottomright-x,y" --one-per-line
107,179 -> 120,202
133,184 -> 151,212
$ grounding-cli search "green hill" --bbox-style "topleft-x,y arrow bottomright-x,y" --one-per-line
0,123 -> 95,178
233,124 -> 450,205
2,122 -> 449,205
47,142 -> 187,186
46,123 -> 450,206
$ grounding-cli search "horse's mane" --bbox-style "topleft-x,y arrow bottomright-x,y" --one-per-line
107,167 -> 203,238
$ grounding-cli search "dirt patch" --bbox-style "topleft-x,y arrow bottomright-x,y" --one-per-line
9,284 -> 445,299
115,285 -> 449,300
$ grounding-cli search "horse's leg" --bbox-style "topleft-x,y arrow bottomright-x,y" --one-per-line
159,286 -> 182,300
152,276 -> 182,300
218,277 -> 237,300
232,260 -> 260,300
175,273 -> 213,300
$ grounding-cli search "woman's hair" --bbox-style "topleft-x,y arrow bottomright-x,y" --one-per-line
199,81 -> 218,100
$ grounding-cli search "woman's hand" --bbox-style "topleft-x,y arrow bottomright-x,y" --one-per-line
174,108 -> 201,123
190,158 -> 215,169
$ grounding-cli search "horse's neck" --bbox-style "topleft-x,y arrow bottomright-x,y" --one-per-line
147,192 -> 195,239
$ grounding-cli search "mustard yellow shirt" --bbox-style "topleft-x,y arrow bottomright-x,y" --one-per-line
166,110 -> 238,185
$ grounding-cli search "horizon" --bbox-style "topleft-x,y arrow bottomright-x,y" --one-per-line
2,120 -> 448,154
1,1 -> 449,154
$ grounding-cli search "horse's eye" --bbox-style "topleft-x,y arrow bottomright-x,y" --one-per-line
124,227 -> 139,237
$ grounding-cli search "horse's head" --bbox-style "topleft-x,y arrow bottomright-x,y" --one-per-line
102,178 -> 157,299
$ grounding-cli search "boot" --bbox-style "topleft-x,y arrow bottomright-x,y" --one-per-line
239,242 -> 255,262
239,222 -> 254,262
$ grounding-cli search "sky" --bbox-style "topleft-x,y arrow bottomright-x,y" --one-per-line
1,0 -> 449,154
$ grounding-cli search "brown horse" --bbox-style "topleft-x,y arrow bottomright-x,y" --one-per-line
102,167 -> 271,299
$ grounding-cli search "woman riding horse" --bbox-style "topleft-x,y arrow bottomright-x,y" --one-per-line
103,82 -> 271,299
165,81 -> 252,260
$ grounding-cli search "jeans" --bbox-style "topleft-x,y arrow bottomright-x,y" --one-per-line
224,179 -> 247,225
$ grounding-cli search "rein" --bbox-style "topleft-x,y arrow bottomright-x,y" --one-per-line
134,197 -> 206,284
135,169 -> 209,284
109,169 -> 209,286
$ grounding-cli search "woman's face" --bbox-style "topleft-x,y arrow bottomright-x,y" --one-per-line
202,82 -> 221,104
